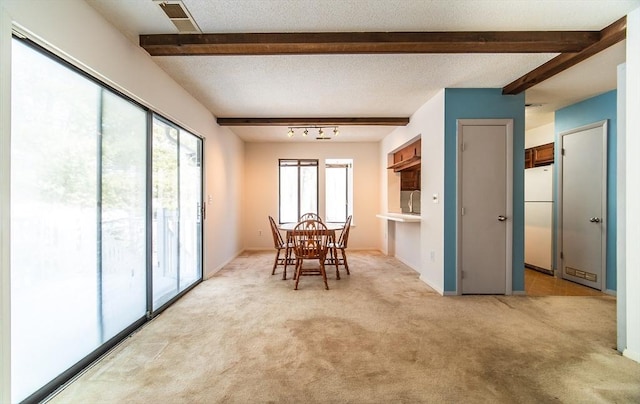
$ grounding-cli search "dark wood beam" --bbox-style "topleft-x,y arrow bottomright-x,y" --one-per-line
140,31 -> 599,56
216,117 -> 410,126
503,16 -> 626,95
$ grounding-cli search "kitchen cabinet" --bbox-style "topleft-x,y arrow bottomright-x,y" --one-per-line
525,148 -> 533,169
387,139 -> 421,172
525,142 -> 554,168
533,142 -> 554,166
400,168 -> 420,190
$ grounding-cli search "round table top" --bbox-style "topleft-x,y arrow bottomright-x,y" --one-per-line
278,221 -> 344,231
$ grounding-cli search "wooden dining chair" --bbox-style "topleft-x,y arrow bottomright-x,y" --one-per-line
268,216 -> 293,279
291,219 -> 330,290
299,212 -> 322,222
328,215 -> 352,277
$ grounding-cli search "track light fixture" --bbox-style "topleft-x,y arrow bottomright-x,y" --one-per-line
286,125 -> 339,139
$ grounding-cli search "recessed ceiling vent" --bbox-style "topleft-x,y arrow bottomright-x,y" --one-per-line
154,1 -> 201,34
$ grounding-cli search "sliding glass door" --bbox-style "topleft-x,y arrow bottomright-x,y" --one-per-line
10,40 -> 148,402
10,38 -> 203,403
152,117 -> 203,310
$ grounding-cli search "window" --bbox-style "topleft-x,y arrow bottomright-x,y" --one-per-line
279,159 -> 318,223
325,159 -> 353,223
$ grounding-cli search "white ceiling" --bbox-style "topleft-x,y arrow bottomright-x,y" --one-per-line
85,0 -> 638,142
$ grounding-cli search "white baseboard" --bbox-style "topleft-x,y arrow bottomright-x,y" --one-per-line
204,249 -> 244,279
512,290 -> 526,296
623,348 -> 640,364
605,289 -> 617,296
419,275 -> 444,295
395,255 -> 420,273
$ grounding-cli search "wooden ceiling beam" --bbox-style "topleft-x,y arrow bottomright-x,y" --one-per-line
216,117 -> 410,126
503,16 -> 626,95
140,31 -> 599,56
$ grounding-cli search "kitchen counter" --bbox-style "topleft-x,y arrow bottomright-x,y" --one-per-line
376,213 -> 422,223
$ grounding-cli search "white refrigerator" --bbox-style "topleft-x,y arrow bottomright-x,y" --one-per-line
524,165 -> 554,272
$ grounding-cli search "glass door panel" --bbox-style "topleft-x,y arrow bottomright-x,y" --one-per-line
152,119 -> 180,309
100,90 -> 148,340
11,40 -> 100,402
178,131 -> 202,291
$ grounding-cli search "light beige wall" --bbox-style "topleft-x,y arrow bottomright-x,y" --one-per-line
203,129 -> 244,277
415,91 -> 446,293
525,122 -> 554,148
244,141 -> 380,250
624,5 -> 640,364
380,90 -> 445,293
0,5 -> 11,402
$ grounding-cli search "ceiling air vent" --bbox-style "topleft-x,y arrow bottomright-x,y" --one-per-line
155,1 -> 201,34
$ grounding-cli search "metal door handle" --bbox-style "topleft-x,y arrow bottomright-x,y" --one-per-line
497,215 -> 507,222
589,217 -> 601,223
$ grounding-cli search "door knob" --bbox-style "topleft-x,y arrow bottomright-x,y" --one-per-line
589,217 -> 601,223
497,215 -> 507,222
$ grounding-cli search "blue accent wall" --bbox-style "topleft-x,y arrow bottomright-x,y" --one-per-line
555,90 -> 617,291
444,89 -> 526,293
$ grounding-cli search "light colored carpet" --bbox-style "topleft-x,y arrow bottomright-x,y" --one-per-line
51,250 -> 640,403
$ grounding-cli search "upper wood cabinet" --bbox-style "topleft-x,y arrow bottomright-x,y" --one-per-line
387,139 -> 421,172
400,168 -> 420,190
525,148 -> 533,169
525,142 -> 554,168
533,142 -> 554,166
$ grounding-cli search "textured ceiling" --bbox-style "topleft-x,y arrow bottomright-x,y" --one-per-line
85,0 -> 639,142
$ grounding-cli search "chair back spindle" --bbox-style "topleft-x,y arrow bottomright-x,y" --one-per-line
337,215 -> 352,247
299,212 -> 322,222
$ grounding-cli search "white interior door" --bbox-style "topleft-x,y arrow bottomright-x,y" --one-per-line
458,120 -> 512,294
560,121 -> 607,290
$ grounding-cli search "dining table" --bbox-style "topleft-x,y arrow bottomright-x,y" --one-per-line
278,222 -> 344,248
277,221 -> 345,276
278,221 -> 344,234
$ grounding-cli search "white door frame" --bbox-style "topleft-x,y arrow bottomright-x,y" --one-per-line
557,120 -> 608,291
456,119 -> 513,295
